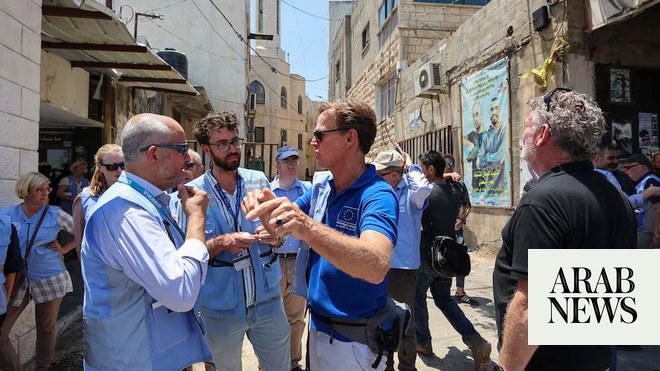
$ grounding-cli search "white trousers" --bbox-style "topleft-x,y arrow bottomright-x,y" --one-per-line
308,328 -> 386,371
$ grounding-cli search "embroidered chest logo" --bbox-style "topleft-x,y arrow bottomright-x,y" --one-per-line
335,206 -> 358,234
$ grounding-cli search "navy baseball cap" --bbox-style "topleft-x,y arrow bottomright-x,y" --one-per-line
276,145 -> 300,160
621,153 -> 652,168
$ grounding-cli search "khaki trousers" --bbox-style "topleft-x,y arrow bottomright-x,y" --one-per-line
279,256 -> 307,368
0,294 -> 64,371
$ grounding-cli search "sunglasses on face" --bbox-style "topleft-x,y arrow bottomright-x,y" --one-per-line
139,143 -> 189,156
312,128 -> 350,143
100,162 -> 125,171
445,161 -> 455,168
543,88 -> 572,111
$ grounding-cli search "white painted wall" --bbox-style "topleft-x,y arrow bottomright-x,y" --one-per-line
112,0 -> 249,125
0,0 -> 42,207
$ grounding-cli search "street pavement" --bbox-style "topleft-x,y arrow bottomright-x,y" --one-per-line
44,251 -> 660,370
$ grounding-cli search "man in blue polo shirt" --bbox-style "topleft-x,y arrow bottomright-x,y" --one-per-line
245,100 -> 398,370
271,145 -> 311,371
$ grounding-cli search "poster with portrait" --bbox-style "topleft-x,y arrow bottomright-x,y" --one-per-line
460,58 -> 511,207
638,112 -> 658,149
611,121 -> 633,155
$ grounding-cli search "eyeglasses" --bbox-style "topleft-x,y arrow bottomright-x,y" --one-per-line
100,162 -> 125,171
622,163 -> 643,171
32,186 -> 52,194
279,158 -> 299,166
543,88 -> 572,111
139,143 -> 189,155
208,138 -> 244,152
312,128 -> 350,143
184,162 -> 201,170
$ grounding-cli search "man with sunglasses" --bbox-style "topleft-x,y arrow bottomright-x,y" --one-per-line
620,153 -> 660,248
81,113 -> 216,370
270,145 -> 311,371
243,100 -> 399,370
178,111 -> 290,371
493,90 -> 636,371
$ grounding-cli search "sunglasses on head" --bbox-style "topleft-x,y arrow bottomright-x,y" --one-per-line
543,88 -> 572,111
100,162 -> 125,171
313,128 -> 350,143
139,143 -> 189,156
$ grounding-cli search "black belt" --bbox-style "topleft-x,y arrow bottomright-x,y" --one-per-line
276,253 -> 298,259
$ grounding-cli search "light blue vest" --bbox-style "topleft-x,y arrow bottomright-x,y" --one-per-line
635,172 -> 660,234
60,174 -> 89,214
82,182 -> 211,371
185,169 -> 282,318
0,204 -> 64,281
0,216 -> 11,315
79,187 -> 99,223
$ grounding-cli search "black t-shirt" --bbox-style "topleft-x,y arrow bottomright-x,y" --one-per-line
493,161 -> 636,371
420,179 -> 463,269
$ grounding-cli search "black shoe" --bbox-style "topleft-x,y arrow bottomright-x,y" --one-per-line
291,366 -> 308,371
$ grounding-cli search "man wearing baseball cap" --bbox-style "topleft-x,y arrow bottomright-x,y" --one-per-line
373,149 -> 432,371
621,153 -> 660,248
271,145 -> 312,371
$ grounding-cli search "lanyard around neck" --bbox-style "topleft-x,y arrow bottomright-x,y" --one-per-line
208,173 -> 242,232
120,178 -> 185,241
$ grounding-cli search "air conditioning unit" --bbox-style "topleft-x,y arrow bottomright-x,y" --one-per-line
414,62 -> 446,97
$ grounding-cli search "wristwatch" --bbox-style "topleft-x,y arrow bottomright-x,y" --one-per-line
271,236 -> 286,249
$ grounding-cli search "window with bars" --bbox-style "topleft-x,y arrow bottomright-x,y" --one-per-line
281,87 -> 288,108
378,76 -> 397,121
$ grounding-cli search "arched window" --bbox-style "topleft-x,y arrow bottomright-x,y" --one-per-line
281,87 -> 288,108
248,80 -> 265,104
297,95 -> 303,114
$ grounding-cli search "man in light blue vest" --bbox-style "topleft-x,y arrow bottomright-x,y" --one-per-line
373,149 -> 432,371
81,113 -> 217,371
180,112 -> 290,371
271,145 -> 311,371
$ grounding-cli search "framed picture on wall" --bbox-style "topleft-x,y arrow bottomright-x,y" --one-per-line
609,68 -> 631,104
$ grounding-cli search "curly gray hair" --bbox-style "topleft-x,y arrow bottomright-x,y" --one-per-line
528,90 -> 605,161
121,114 -> 172,162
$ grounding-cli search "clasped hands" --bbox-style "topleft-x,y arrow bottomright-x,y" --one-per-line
241,188 -> 310,242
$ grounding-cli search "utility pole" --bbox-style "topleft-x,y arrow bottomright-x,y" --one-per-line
133,12 -> 162,41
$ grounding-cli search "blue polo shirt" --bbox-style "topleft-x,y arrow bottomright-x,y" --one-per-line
296,165 -> 398,340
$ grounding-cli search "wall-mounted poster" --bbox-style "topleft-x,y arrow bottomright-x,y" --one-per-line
612,121 -> 633,155
460,58 -> 511,207
638,112 -> 658,149
610,68 -> 631,104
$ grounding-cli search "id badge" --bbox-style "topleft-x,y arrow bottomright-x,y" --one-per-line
233,254 -> 251,271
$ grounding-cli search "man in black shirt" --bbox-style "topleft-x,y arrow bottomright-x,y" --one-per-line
414,150 -> 491,371
493,89 -> 636,371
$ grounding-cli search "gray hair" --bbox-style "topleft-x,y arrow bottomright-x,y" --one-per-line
528,91 -> 605,161
121,115 -> 172,162
188,149 -> 202,165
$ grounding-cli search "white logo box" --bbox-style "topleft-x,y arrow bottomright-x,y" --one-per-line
528,249 -> 660,345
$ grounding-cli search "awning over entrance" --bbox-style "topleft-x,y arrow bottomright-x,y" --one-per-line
40,102 -> 104,128
41,0 -> 198,96
587,0 -> 660,31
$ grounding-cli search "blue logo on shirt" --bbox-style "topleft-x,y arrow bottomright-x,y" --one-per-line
336,206 -> 358,234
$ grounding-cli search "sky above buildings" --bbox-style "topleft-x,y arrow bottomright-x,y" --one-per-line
279,0 -> 334,100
